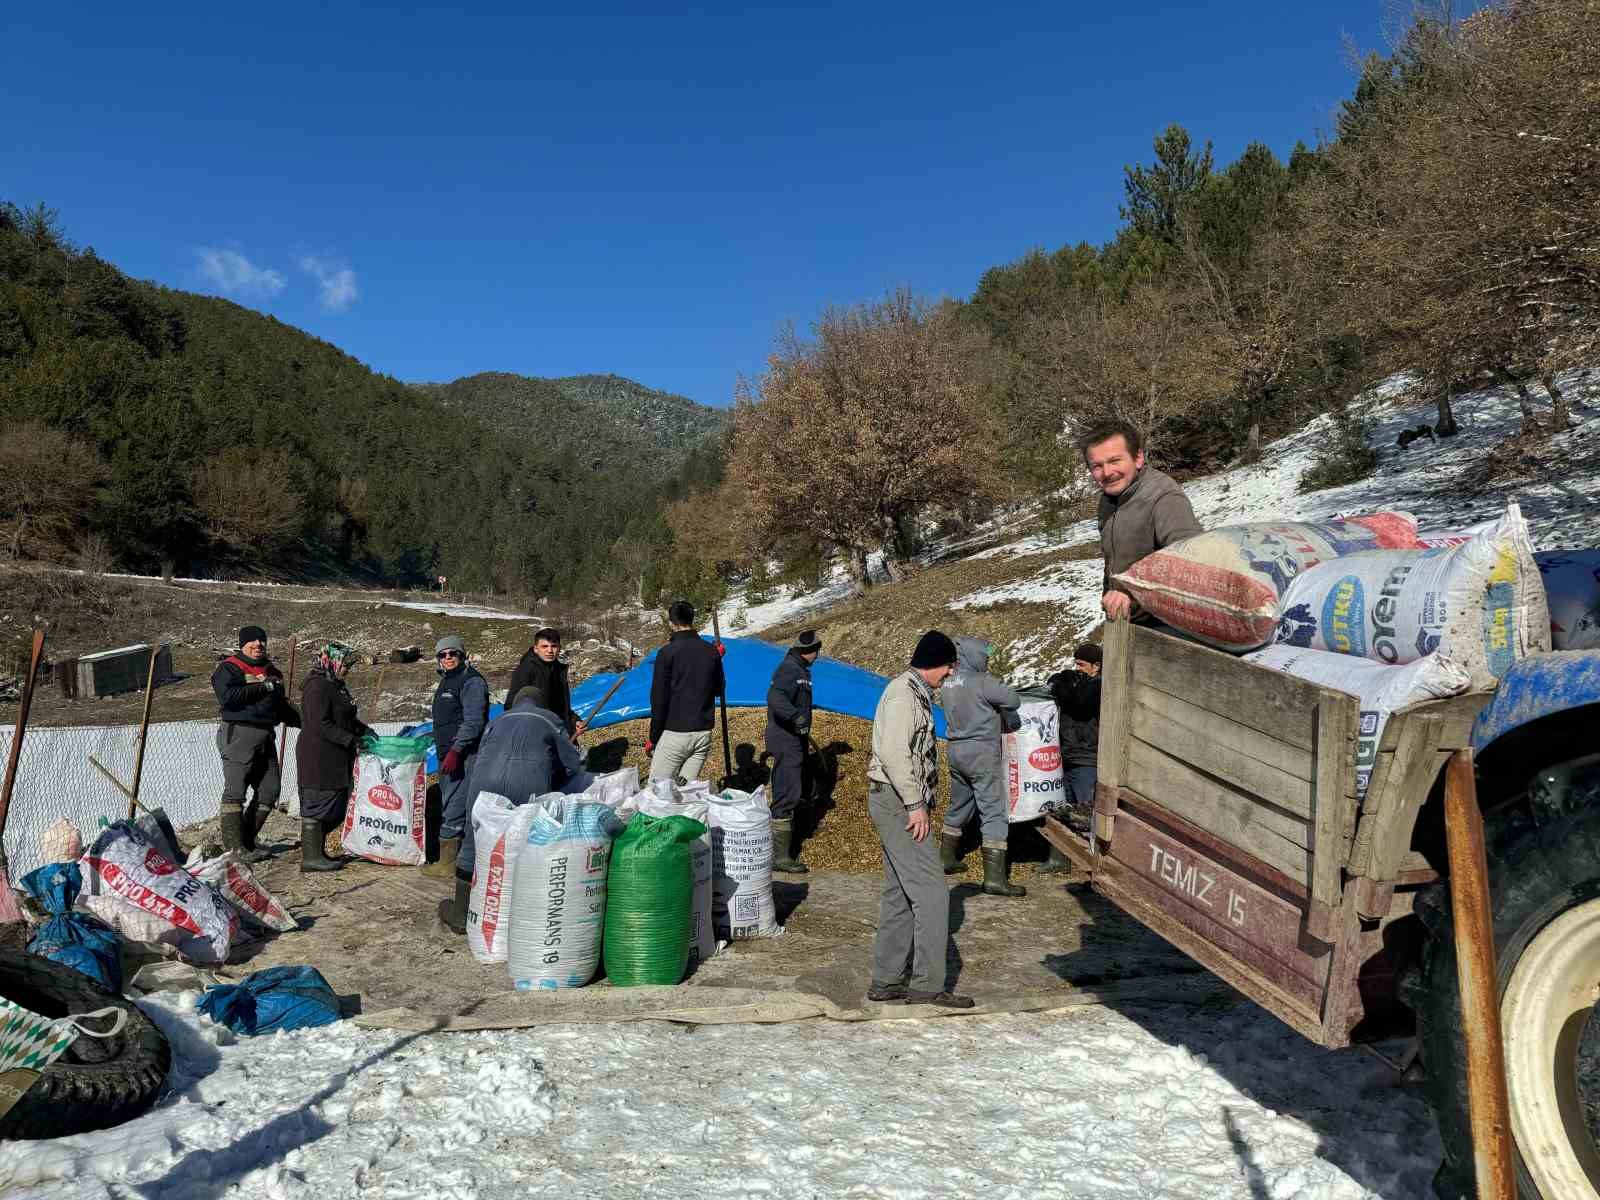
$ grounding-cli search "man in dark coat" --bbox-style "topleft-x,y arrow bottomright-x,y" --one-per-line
646,600 -> 725,784
437,693 -> 589,934
765,630 -> 821,874
504,627 -> 585,737
295,640 -> 372,873
211,625 -> 301,859
1044,642 -> 1103,861
423,634 -> 490,882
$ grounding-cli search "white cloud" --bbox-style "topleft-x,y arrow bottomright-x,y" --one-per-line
299,255 -> 359,312
196,248 -> 286,298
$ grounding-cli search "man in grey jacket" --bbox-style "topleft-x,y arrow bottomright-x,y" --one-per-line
865,630 -> 973,1009
939,636 -> 1024,897
1082,420 -> 1203,623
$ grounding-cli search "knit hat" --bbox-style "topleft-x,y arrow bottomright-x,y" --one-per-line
238,625 -> 267,647
435,634 -> 466,657
792,630 -> 822,654
910,630 -> 958,669
1073,642 -> 1103,665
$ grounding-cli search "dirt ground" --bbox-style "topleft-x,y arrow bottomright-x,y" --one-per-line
179,808 -> 1212,1027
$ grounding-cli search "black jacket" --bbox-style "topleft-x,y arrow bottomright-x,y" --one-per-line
296,668 -> 367,790
432,663 -> 490,756
1048,669 -> 1101,768
505,651 -> 575,733
765,650 -> 813,741
648,631 -> 725,744
212,653 -> 300,731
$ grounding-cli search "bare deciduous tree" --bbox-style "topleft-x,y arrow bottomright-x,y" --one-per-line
0,420 -> 104,560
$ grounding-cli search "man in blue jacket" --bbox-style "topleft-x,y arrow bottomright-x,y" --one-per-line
940,636 -> 1024,897
766,630 -> 821,874
422,634 -> 489,881
437,692 -> 589,934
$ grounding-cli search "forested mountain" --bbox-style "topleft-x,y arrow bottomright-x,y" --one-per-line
0,204 -> 722,599
416,371 -> 726,480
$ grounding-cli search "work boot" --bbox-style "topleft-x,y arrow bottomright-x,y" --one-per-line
905,989 -> 975,1009
242,800 -> 276,855
1036,845 -> 1073,875
771,818 -> 808,875
421,837 -> 460,880
219,805 -> 269,863
981,846 -> 1026,898
437,874 -> 470,935
300,819 -> 343,873
940,831 -> 963,875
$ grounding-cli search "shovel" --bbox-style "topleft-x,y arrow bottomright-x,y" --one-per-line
0,626 -> 49,923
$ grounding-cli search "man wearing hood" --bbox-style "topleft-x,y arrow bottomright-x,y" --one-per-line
1082,420 -> 1202,623
295,640 -> 373,873
505,627 -> 584,737
765,630 -> 821,874
422,634 -> 490,881
437,692 -> 589,934
211,625 -> 301,858
940,636 -> 1025,897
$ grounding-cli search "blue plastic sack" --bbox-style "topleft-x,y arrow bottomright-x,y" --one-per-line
197,965 -> 342,1036
22,861 -> 123,992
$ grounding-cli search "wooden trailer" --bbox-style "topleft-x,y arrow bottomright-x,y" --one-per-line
1043,619 -> 1490,1049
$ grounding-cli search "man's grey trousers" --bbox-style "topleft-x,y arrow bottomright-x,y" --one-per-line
867,782 -> 950,993
943,738 -> 1009,847
649,729 -> 712,784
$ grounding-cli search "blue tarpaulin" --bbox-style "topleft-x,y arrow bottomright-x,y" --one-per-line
404,637 -> 944,767
570,636 -> 946,738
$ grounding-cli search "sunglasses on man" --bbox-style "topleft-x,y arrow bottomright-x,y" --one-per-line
436,650 -> 461,661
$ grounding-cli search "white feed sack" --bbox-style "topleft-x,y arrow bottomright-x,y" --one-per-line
1003,698 -> 1066,823
185,848 -> 297,933
506,797 -> 623,990
1536,550 -> 1600,651
636,784 -> 717,965
464,792 -> 543,965
1273,504 -> 1549,689
580,767 -> 642,818
342,746 -> 429,866
1245,645 -> 1472,798
81,821 -> 238,963
706,786 -> 781,941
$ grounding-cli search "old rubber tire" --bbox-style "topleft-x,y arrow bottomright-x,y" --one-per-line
0,950 -> 171,1140
1413,798 -> 1600,1199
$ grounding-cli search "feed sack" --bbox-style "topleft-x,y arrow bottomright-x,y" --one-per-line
1114,513 -> 1421,651
602,814 -> 707,987
706,787 -> 780,940
1535,550 -> 1600,651
465,792 -> 543,964
1273,504 -> 1548,689
1004,694 -> 1064,823
636,787 -> 717,965
1244,645 -> 1472,798
185,849 -> 297,933
81,821 -> 237,963
505,798 -> 623,989
341,733 -> 432,866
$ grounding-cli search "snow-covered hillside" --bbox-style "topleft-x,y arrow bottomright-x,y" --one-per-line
7,990 -> 1439,1199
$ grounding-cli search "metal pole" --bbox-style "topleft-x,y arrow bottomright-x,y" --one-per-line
1442,748 -> 1516,1200
127,643 -> 160,820
709,608 -> 732,785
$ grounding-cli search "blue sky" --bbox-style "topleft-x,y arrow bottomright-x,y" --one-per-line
6,3 -> 1398,407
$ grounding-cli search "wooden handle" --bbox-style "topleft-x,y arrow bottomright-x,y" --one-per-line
0,626 -> 49,850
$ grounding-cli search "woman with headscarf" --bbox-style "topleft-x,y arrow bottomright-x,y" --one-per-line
296,640 -> 372,873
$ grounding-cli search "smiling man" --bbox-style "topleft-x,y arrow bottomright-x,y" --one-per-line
1081,420 -> 1202,623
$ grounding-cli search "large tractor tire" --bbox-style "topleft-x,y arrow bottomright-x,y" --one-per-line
1410,754 -> 1600,1198
0,950 -> 171,1140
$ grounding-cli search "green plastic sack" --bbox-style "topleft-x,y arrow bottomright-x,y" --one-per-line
602,813 -> 707,987
359,732 -> 434,760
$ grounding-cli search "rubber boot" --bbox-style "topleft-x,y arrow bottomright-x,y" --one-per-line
940,832 -> 963,875
981,846 -> 1026,898
437,874 -> 470,935
219,805 -> 269,863
300,819 -> 343,873
243,799 -> 276,855
771,818 -> 808,875
422,837 -> 460,880
239,800 -> 259,851
1036,845 -> 1073,875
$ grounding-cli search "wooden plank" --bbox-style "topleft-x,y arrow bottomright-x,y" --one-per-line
1310,692 -> 1360,917
1318,876 -> 1372,1048
1130,685 -> 1314,781
1129,625 -> 1322,751
1131,697 -> 1313,817
1040,815 -> 1095,873
1123,739 -> 1311,885
1367,717 -> 1448,881
1094,618 -> 1136,841
1396,692 -> 1491,750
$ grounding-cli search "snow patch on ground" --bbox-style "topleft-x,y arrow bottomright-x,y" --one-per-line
956,369 -> 1600,679
6,993 -> 1439,1199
